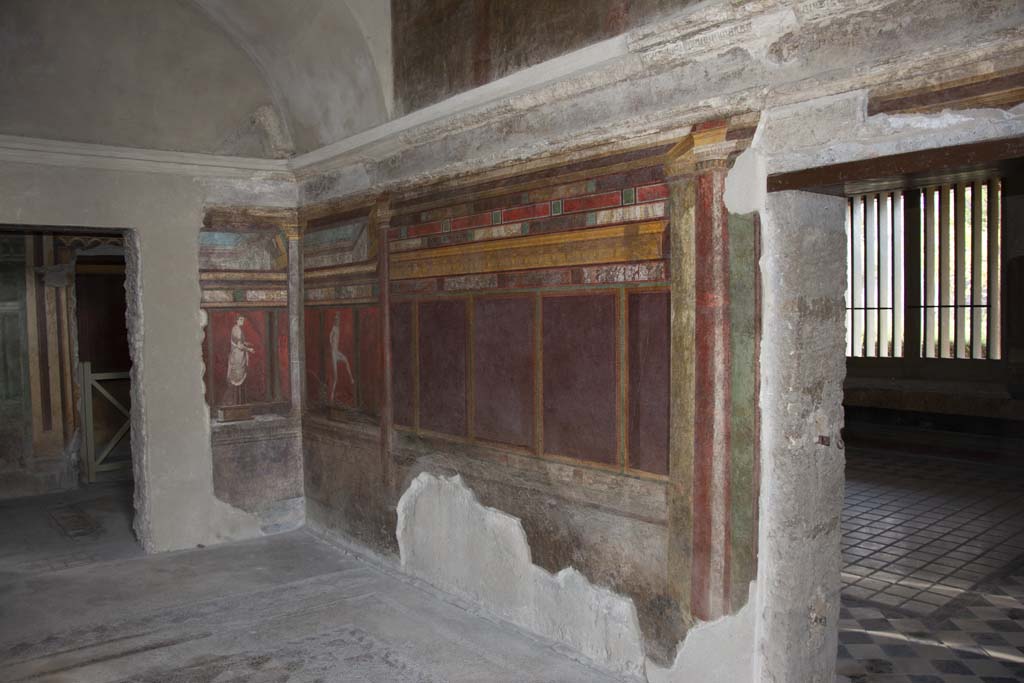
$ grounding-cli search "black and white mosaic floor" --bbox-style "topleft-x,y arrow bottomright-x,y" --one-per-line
839,449 -> 1024,683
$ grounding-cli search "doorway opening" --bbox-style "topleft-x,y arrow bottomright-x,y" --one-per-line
772,143 -> 1024,681
0,225 -> 143,571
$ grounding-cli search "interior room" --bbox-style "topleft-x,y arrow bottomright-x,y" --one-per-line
0,1 -> 1021,682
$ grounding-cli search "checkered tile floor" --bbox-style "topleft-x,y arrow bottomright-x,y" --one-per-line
839,449 -> 1024,682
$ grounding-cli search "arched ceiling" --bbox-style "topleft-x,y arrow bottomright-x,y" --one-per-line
0,0 -> 392,159
191,0 -> 392,155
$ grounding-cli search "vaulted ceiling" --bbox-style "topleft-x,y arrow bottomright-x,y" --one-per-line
0,0 -> 392,158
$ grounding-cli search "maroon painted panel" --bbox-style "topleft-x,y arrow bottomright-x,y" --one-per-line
390,302 -> 414,427
358,306 -> 382,417
627,291 -> 670,475
473,296 -> 534,448
418,299 -> 468,437
542,294 -> 617,465
208,310 -> 269,407
275,309 -> 290,403
75,271 -> 130,372
304,308 -> 323,405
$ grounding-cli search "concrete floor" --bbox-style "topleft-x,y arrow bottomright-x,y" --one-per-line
0,484 -> 624,683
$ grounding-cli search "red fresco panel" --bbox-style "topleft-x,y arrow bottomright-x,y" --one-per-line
305,308 -> 323,405
451,212 -> 492,231
562,191 -> 622,213
473,297 -> 534,448
502,203 -> 550,223
407,222 -> 443,237
209,310 -> 268,407
322,308 -> 357,408
390,302 -> 415,427
542,294 -> 617,465
276,309 -> 290,402
627,292 -> 670,475
418,299 -> 468,437
358,306 -> 382,417
637,183 -> 670,202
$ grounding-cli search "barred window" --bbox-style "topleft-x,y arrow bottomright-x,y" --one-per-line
846,179 -> 1002,359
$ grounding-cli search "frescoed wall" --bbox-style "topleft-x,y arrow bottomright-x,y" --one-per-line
199,208 -> 291,418
299,143 -> 733,660
385,144 -> 672,476
303,211 -> 382,420
200,207 -> 302,533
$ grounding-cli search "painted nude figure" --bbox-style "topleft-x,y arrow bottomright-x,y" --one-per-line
328,312 -> 356,402
225,315 -> 255,404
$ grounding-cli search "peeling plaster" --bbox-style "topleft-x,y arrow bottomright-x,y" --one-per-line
396,472 -> 647,677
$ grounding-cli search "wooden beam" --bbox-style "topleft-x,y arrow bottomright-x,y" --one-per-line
767,137 -> 1024,196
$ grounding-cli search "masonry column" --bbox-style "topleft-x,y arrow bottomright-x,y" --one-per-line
284,221 -> 303,417
755,190 -> 846,683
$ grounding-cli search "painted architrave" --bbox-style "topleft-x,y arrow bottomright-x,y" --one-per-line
390,221 -> 666,280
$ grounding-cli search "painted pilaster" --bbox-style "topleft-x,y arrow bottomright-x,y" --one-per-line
666,121 -> 745,624
691,124 -> 735,620
375,199 -> 395,492
665,134 -> 698,625
283,223 -> 303,417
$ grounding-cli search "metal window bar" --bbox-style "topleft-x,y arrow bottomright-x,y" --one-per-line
845,179 -> 1001,360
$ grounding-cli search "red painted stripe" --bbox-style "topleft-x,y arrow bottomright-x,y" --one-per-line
563,191 -> 622,213
451,212 -> 492,231
502,203 -> 550,223
407,222 -> 442,238
637,183 -> 670,203
387,227 -> 403,241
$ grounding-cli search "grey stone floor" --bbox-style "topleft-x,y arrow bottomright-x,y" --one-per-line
838,449 -> 1024,682
0,485 -> 623,683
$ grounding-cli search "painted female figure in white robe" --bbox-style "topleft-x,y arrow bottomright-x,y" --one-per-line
328,312 -> 355,402
225,315 -> 255,404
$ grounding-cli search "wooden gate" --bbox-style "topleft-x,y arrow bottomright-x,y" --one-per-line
79,361 -> 131,482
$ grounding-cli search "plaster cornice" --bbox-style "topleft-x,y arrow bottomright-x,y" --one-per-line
0,134 -> 292,180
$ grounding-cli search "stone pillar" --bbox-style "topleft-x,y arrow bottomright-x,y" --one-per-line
283,222 -> 303,417
666,122 -> 741,623
755,190 -> 846,683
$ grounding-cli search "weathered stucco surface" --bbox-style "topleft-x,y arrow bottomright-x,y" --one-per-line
755,190 -> 847,683
396,472 -> 647,677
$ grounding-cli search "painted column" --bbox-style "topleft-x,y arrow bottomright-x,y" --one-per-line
284,222 -> 303,417
693,132 -> 734,620
666,121 -> 743,624
666,135 -> 698,624
375,199 -> 395,492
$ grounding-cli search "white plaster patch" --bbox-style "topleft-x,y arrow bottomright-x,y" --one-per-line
724,144 -> 767,215
396,472 -> 646,677
646,582 -> 756,683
